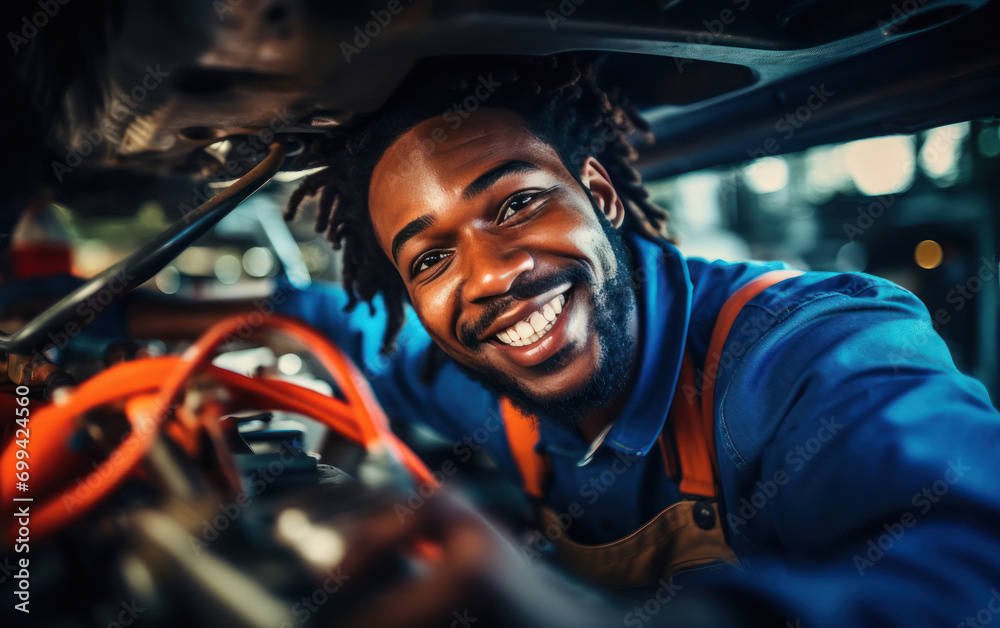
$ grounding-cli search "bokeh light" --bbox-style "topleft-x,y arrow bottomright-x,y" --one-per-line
743,156 -> 789,194
845,136 -> 916,196
914,239 -> 944,269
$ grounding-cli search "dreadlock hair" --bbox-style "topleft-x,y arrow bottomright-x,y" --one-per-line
285,53 -> 675,357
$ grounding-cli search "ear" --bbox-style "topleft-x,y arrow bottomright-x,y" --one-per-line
579,157 -> 625,229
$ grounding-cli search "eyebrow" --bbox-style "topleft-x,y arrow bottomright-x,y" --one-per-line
462,160 -> 540,200
391,214 -> 435,265
390,160 -> 541,266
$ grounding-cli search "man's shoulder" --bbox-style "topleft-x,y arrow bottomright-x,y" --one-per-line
682,255 -> 933,390
704,266 -> 954,482
685,256 -> 913,325
685,256 -> 791,325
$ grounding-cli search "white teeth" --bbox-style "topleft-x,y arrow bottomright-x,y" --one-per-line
542,303 -> 556,322
494,292 -> 568,347
528,312 -> 547,333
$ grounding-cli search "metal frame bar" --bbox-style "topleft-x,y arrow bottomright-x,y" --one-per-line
0,141 -> 292,354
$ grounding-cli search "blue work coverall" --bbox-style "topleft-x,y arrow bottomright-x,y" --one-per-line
277,232 -> 1000,626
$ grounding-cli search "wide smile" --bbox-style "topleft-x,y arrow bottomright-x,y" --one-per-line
494,292 -> 566,347
485,284 -> 580,369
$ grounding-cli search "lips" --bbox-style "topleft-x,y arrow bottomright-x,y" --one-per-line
478,283 -> 582,370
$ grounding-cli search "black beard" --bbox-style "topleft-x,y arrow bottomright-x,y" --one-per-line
455,215 -> 637,434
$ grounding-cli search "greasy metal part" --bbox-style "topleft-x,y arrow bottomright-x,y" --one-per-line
7,0 -> 997,180
144,433 -> 210,503
124,508 -> 296,628
638,2 -> 1000,179
0,141 -> 294,354
0,351 -> 65,387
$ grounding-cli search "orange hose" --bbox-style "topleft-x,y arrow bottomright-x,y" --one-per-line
1,357 -> 179,505
155,314 -> 435,483
29,393 -> 164,541
3,314 -> 438,544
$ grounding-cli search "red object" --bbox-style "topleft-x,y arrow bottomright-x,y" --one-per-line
11,242 -> 73,279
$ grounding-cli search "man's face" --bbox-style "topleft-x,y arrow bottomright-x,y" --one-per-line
369,108 -> 637,427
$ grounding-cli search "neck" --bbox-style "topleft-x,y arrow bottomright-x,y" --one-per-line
578,295 -> 642,443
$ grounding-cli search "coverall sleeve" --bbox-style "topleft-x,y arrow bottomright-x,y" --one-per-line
274,281 -> 496,442
714,272 -> 1000,626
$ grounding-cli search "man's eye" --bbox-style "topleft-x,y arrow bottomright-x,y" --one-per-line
498,191 -> 540,224
412,250 -> 452,276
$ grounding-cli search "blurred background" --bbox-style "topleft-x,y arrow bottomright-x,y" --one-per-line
11,118 -> 998,402
653,118 -> 1000,400
3,2 -> 999,624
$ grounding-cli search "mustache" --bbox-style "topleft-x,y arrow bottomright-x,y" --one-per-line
459,265 -> 589,349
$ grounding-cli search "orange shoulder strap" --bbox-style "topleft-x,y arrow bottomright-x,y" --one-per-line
501,398 -> 547,498
502,268 -> 803,500
675,268 -> 803,497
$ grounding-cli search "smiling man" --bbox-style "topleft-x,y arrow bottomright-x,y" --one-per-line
370,108 -> 639,437
277,55 -> 1000,624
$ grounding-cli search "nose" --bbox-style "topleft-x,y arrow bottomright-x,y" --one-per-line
461,242 -> 534,303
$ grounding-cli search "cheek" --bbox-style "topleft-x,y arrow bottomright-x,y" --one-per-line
524,210 -> 612,275
410,277 -> 461,342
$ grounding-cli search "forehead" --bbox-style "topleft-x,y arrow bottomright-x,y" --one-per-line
368,108 -> 565,248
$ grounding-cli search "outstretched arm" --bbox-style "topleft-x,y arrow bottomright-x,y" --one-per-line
716,272 -> 1000,625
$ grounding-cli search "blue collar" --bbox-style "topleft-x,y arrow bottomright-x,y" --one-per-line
538,234 -> 692,459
